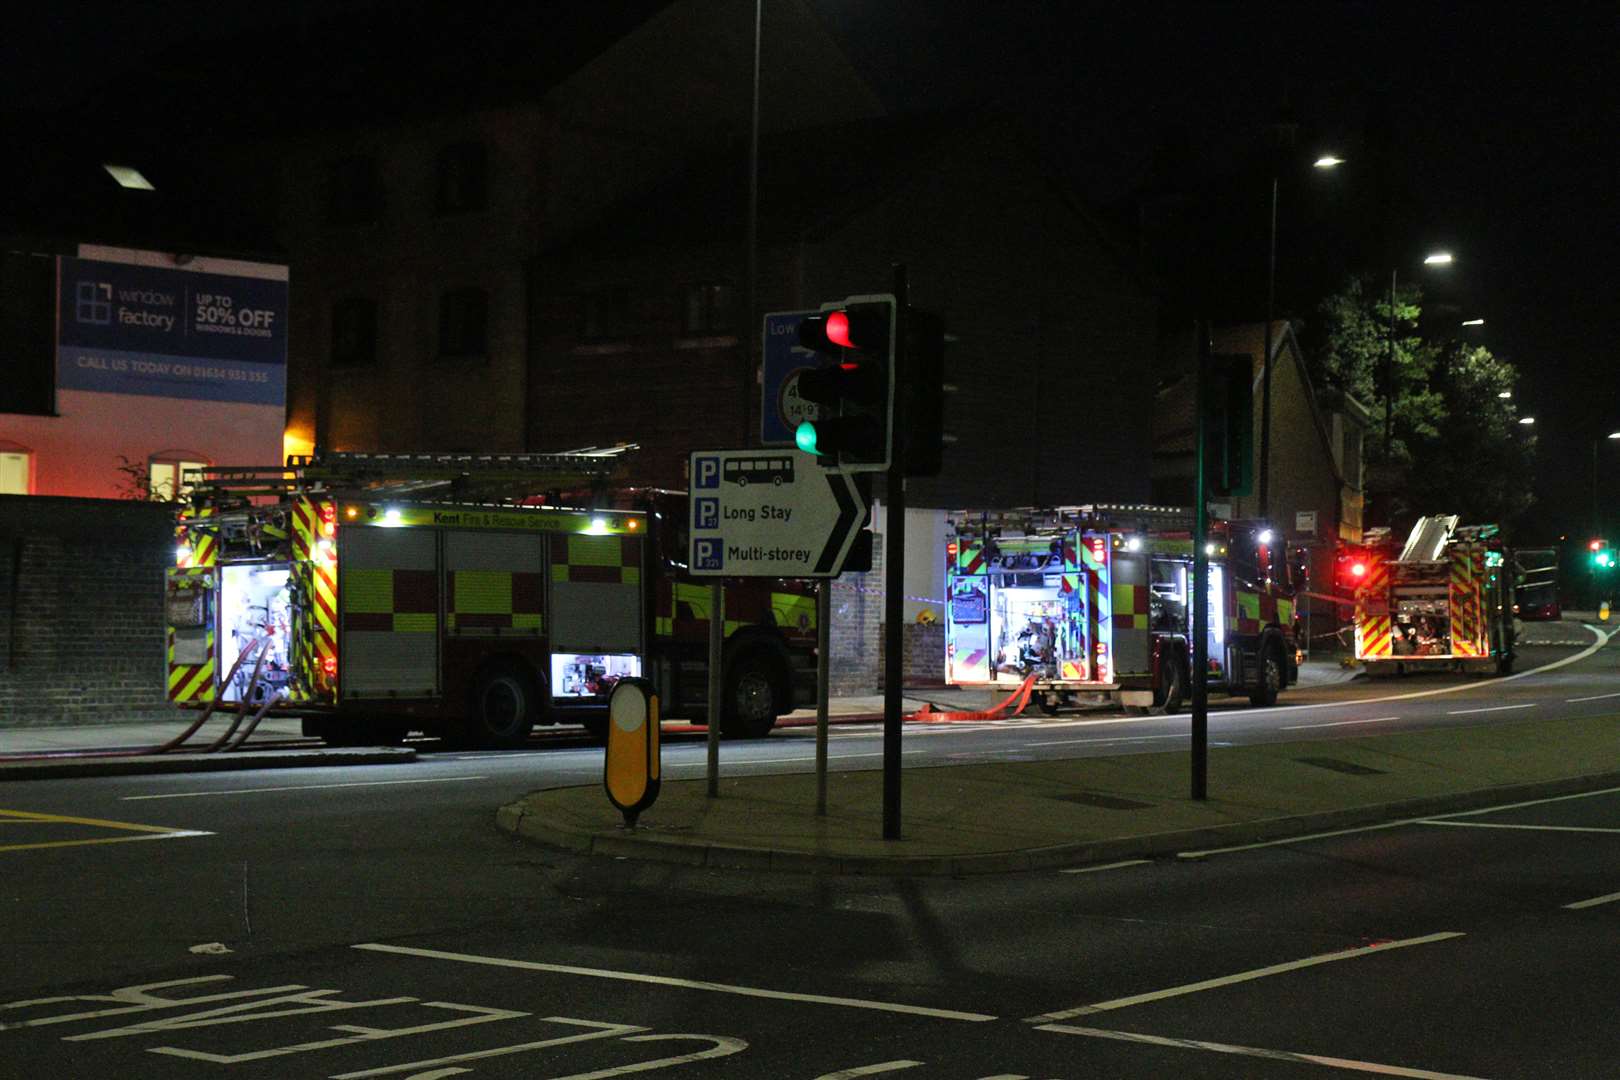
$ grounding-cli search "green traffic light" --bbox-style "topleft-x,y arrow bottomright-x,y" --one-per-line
795,420 -> 822,456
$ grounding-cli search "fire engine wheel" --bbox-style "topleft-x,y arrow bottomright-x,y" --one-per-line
470,663 -> 542,749
1155,657 -> 1186,714
1249,644 -> 1283,707
721,652 -> 781,738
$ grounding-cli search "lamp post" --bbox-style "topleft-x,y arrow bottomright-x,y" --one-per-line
1594,431 -> 1620,542
1258,152 -> 1343,519
1383,251 -> 1454,457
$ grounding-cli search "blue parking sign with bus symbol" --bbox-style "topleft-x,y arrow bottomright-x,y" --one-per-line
694,456 -> 721,489
695,538 -> 724,571
694,497 -> 719,530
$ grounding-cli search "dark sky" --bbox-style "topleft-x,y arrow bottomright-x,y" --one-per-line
8,1 -> 1618,537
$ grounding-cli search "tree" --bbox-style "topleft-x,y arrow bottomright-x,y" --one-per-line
1311,275 -> 1534,527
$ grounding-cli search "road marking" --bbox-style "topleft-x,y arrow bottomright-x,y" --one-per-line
0,808 -> 213,853
1035,1023 -> 1490,1079
667,750 -> 925,768
1281,716 -> 1400,730
121,776 -> 491,800
1230,622 -> 1613,720
1061,859 -> 1150,875
1025,931 -> 1463,1022
1564,889 -> 1620,910
1565,691 -> 1620,703
1027,733 -> 1194,747
353,943 -> 997,1022
330,1018 -> 644,1079
1180,784 -> 1620,859
1447,703 -> 1536,715
812,1063 -> 924,1079
1417,820 -> 1620,834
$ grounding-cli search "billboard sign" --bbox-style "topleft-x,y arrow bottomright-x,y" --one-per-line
57,255 -> 289,406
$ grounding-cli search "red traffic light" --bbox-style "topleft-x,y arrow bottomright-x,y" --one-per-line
1350,561 -> 1367,578
1590,538 -> 1605,552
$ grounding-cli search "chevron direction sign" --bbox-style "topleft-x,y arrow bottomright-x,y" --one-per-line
687,450 -> 868,578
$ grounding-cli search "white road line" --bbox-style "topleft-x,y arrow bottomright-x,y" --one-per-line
1416,820 -> 1620,834
121,776 -> 491,800
1025,931 -> 1462,1022
666,751 -> 925,768
353,943 -> 997,1022
1230,622 -> 1612,720
1060,859 -> 1151,875
1180,784 -> 1620,859
1446,703 -> 1536,716
1035,1023 -> 1490,1079
811,1063 -> 924,1079
1027,733 -> 1193,747
1281,716 -> 1401,730
1564,889 -> 1620,910
1565,691 -> 1620,703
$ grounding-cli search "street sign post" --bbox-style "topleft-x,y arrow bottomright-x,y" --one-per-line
687,450 -> 867,578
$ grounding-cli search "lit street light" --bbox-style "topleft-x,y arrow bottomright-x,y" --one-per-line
1462,318 -> 1485,326
1384,251 -> 1456,455
1498,389 -> 1513,399
1259,148 -> 1343,518
1518,416 -> 1536,425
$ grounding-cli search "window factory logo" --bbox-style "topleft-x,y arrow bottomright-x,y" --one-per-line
75,279 -> 178,332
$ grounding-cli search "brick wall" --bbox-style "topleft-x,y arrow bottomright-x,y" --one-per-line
0,497 -> 175,728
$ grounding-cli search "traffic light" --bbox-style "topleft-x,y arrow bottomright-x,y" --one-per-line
1202,353 -> 1254,498
1589,538 -> 1615,570
902,308 -> 946,477
794,295 -> 895,469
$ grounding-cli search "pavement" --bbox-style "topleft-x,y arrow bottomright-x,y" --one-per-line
6,647 -> 1618,877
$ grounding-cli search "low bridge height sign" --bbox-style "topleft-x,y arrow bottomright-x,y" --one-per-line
687,450 -> 866,578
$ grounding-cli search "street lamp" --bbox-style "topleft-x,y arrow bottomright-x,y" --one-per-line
1594,431 -> 1620,543
1383,251 -> 1456,456
1461,318 -> 1485,327
1259,151 -> 1343,518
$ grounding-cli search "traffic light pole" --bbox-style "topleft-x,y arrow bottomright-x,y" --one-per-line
882,264 -> 908,840
1192,324 -> 1210,801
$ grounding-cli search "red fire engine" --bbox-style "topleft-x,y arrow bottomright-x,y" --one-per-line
166,450 -> 816,747
945,505 -> 1299,713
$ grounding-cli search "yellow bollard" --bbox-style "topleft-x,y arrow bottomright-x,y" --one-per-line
604,678 -> 660,828
1601,601 -> 1611,623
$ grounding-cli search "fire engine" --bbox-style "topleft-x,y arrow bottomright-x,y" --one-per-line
944,506 -> 1299,714
166,449 -> 817,747
1348,515 -> 1516,674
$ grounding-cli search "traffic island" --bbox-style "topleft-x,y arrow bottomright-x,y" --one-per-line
496,712 -> 1620,876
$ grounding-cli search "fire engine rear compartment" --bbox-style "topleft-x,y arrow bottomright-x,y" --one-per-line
218,563 -> 292,704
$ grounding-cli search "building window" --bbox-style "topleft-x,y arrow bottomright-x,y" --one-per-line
325,155 -> 383,225
0,449 -> 31,494
682,283 -> 736,335
581,287 -> 630,341
436,142 -> 487,215
330,297 -> 378,368
439,288 -> 489,359
148,456 -> 209,502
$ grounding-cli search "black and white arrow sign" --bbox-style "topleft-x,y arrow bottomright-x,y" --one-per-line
687,450 -> 869,579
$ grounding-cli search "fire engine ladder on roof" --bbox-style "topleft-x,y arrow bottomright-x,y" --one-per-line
186,445 -> 640,506
948,504 -> 1196,536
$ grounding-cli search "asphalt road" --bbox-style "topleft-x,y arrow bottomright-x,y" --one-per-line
3,628 -> 1616,1078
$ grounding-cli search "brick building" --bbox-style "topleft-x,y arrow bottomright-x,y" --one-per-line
1152,320 -> 1370,651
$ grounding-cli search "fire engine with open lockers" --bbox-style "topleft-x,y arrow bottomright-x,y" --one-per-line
165,450 -> 818,748
944,505 -> 1300,714
1347,515 -> 1516,675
